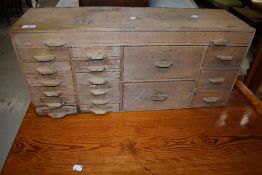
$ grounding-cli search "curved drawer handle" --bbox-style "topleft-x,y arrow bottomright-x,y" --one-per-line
86,53 -> 107,60
151,94 -> 168,101
87,66 -> 106,72
48,112 -> 66,118
202,97 -> 219,103
46,102 -> 63,109
216,55 -> 233,61
89,89 -> 109,96
40,80 -> 61,87
91,99 -> 110,105
210,39 -> 228,46
208,78 -> 225,83
33,55 -> 56,62
44,41 -> 66,47
36,66 -> 57,75
155,62 -> 174,68
89,78 -> 108,85
43,91 -> 62,97
90,108 -> 110,115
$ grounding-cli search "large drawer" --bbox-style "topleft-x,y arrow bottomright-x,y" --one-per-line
203,46 -> 247,68
124,46 -> 204,81
123,81 -> 195,111
22,62 -> 72,74
25,74 -> 73,86
197,69 -> 239,90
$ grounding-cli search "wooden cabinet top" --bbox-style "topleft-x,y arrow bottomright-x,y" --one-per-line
11,7 -> 254,32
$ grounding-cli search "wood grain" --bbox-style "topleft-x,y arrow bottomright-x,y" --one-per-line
1,89 -> 262,175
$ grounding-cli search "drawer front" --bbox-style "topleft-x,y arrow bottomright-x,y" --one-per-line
197,69 -> 239,90
78,91 -> 119,105
76,80 -> 119,93
25,74 -> 73,86
123,81 -> 195,111
124,46 -> 204,81
72,47 -> 120,58
29,84 -> 75,96
32,96 -> 76,107
203,46 -> 247,68
35,106 -> 77,118
22,62 -> 72,74
18,48 -> 70,62
75,72 -> 120,84
80,104 -> 119,114
192,90 -> 231,107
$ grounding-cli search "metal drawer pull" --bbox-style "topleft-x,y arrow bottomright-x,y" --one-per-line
91,99 -> 110,105
211,39 -> 228,46
216,55 -> 233,61
89,78 -> 108,85
90,109 -> 110,115
87,66 -> 106,72
40,80 -> 61,87
86,52 -> 107,60
46,102 -> 63,109
44,41 -> 66,47
36,66 -> 57,75
43,91 -> 62,97
89,89 -> 109,96
151,94 -> 168,101
155,62 -> 173,68
33,55 -> 56,62
202,97 -> 219,103
208,78 -> 225,83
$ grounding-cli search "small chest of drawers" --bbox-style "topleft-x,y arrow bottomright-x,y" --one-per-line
10,7 -> 255,118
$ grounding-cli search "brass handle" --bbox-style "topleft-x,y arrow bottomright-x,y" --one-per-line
87,66 -> 106,72
89,89 -> 109,96
202,97 -> 219,103
89,78 -> 108,85
208,78 -> 225,83
91,99 -> 110,105
33,55 -> 56,62
155,62 -> 174,68
36,66 -> 57,75
44,41 -> 66,47
211,39 -> 227,46
43,91 -> 62,97
40,80 -> 61,87
151,94 -> 168,101
216,55 -> 233,61
90,109 -> 110,115
46,102 -> 63,109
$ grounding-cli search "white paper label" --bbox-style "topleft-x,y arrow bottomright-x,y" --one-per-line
73,164 -> 83,172
22,25 -> 37,29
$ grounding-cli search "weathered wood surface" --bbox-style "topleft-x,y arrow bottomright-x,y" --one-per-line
1,89 -> 262,175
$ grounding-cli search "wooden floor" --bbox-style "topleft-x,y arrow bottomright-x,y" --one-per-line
1,89 -> 262,175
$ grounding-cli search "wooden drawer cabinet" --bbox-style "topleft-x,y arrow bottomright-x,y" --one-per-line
10,7 -> 255,117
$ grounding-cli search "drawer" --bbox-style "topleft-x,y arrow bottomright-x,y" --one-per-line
78,91 -> 119,105
72,59 -> 120,73
72,47 -> 120,58
80,104 -> 119,114
18,48 -> 70,62
35,105 -> 77,118
123,81 -> 195,111
197,69 -> 239,90
32,95 -> 76,107
192,90 -> 231,107
203,46 -> 247,68
75,72 -> 120,85
29,84 -> 75,96
22,62 -> 72,74
25,74 -> 73,86
76,80 -> 119,93
124,46 -> 204,81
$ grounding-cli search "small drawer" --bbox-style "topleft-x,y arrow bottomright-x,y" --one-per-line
29,84 -> 75,96
78,91 -> 119,105
76,80 -> 119,93
72,47 -> 120,59
123,81 -> 195,111
22,62 -> 72,75
192,90 -> 231,107
32,95 -> 76,107
75,72 -> 120,85
203,46 -> 247,68
197,69 -> 239,90
35,105 -> 77,118
124,46 -> 204,81
25,74 -> 73,87
18,48 -> 70,62
80,104 -> 119,114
